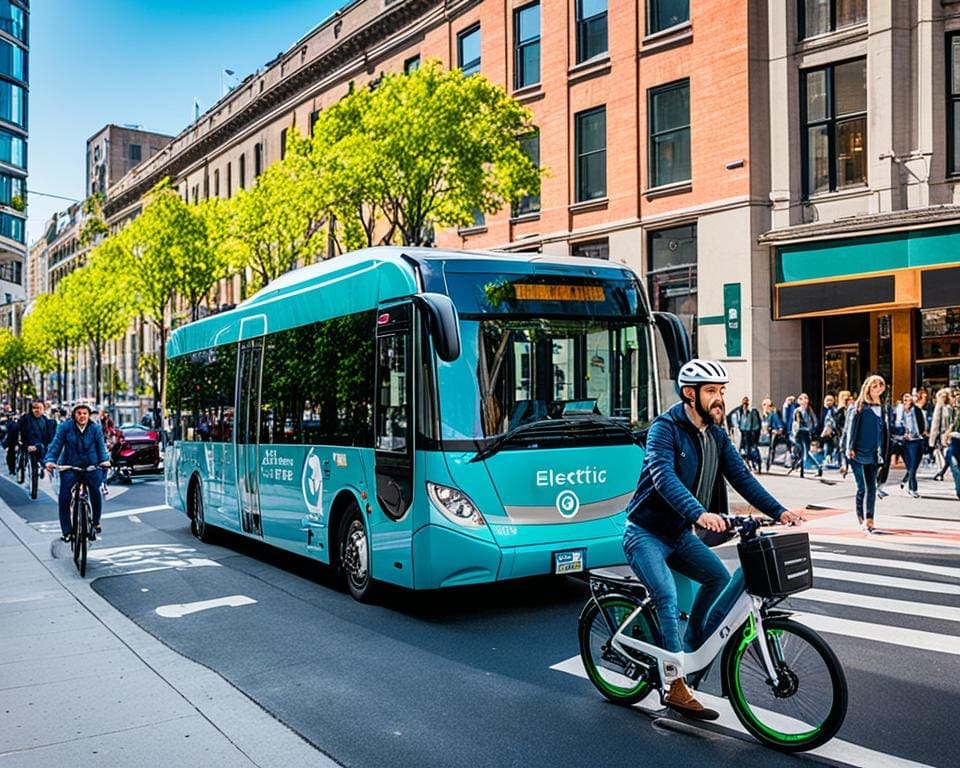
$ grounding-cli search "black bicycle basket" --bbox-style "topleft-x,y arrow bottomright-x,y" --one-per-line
737,531 -> 813,597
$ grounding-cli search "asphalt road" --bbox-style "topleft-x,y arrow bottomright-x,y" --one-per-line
4,472 -> 958,768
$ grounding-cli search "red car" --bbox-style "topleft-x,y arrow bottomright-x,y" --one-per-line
109,426 -> 162,483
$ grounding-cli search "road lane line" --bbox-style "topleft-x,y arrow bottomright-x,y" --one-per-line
35,504 -> 172,526
155,595 -> 257,618
815,568 -> 960,595
551,655 -> 935,767
813,552 -> 960,580
791,589 -> 960,623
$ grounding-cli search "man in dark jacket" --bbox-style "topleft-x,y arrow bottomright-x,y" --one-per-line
19,400 -> 51,486
3,414 -> 18,474
44,404 -> 111,542
623,359 -> 804,720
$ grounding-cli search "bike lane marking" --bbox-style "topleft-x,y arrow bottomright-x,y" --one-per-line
155,595 -> 257,618
551,655 -> 935,768
32,503 -> 172,528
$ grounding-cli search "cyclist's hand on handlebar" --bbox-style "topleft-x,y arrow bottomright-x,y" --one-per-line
44,462 -> 55,473
780,509 -> 806,525
696,512 -> 727,533
99,461 -> 111,467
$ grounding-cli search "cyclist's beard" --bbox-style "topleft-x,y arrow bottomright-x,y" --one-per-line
696,391 -> 725,425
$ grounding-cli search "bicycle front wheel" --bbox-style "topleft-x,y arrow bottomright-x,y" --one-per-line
76,499 -> 90,578
30,460 -> 38,499
578,595 -> 658,706
723,617 -> 847,752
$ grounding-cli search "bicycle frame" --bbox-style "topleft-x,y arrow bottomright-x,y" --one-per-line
602,568 -> 783,689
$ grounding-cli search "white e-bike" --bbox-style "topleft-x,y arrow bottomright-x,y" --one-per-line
578,516 -> 847,752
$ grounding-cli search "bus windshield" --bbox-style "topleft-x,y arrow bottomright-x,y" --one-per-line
439,315 -> 653,443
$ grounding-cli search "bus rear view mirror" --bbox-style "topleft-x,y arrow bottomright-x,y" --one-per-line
414,293 -> 461,363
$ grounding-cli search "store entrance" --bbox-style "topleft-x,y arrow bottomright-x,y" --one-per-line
823,344 -> 860,396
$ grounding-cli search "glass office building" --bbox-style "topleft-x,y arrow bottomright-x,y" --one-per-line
0,0 -> 25,330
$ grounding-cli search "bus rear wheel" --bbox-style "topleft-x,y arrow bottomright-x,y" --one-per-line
339,503 -> 376,602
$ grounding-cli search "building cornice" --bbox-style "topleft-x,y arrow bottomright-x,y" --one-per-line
103,0 -> 442,221
758,206 -> 960,246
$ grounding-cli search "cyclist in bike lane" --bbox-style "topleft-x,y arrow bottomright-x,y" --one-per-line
43,404 -> 111,542
19,400 -> 52,485
623,359 -> 805,720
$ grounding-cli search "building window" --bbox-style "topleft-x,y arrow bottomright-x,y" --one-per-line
575,107 -> 606,202
280,128 -> 288,160
214,168 -> 220,197
0,210 -> 24,243
576,0 -> 608,63
647,0 -> 689,35
0,80 -> 24,127
0,128 -> 24,168
239,154 -> 246,189
458,24 -> 481,76
0,2 -> 26,43
950,34 -> 960,176
571,239 -> 609,260
404,55 -> 420,74
0,171 -> 23,207
799,0 -> 867,40
514,3 -> 540,90
254,143 -> 262,178
129,144 -> 141,163
802,58 -> 866,195
309,109 -> 320,137
649,79 -> 691,188
648,224 -> 698,353
226,162 -> 232,197
0,39 -> 25,81
514,130 -> 541,216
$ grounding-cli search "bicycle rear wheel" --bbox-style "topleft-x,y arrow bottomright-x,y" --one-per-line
578,595 -> 658,706
723,616 -> 847,752
76,499 -> 90,577
70,499 -> 81,566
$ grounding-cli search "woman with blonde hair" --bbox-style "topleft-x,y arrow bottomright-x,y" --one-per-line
930,388 -> 955,480
845,375 -> 889,532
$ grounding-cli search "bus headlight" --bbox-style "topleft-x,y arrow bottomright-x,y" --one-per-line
426,482 -> 485,528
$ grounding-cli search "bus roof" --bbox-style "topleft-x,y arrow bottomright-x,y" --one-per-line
168,246 -> 639,358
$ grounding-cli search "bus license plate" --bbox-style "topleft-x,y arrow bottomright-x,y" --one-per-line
554,548 -> 586,575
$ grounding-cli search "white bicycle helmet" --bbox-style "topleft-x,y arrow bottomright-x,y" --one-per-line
677,359 -> 729,387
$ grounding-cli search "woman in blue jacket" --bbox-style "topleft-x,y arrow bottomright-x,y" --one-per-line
845,375 -> 889,533
43,404 -> 110,541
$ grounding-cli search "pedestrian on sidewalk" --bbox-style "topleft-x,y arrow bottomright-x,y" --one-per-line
946,406 -> 960,499
846,375 -> 889,533
791,393 -> 821,478
836,390 -> 852,477
930,388 -> 954,481
820,393 -> 839,467
731,396 -> 762,472
894,392 -> 927,498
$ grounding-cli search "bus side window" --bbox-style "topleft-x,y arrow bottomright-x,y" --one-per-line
377,334 -> 408,451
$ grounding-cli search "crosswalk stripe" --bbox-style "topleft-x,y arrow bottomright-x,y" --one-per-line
794,613 -> 960,656
552,655 -> 936,767
815,567 -> 960,595
814,551 -> 960,580
792,588 -> 960,623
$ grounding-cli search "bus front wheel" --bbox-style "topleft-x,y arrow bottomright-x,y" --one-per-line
339,503 -> 376,602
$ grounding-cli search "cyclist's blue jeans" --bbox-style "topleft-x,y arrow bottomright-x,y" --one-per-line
623,522 -> 731,653
851,461 -> 879,521
58,469 -> 103,536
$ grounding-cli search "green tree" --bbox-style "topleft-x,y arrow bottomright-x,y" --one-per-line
312,60 -> 542,246
22,289 -> 79,404
79,192 -> 109,247
231,127 -> 329,292
0,329 -> 49,411
183,196 -> 232,320
59,237 -> 137,406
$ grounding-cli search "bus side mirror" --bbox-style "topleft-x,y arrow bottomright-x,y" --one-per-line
653,311 -> 692,378
414,293 -> 461,363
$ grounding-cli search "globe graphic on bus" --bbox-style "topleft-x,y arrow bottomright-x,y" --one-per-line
302,450 -> 324,516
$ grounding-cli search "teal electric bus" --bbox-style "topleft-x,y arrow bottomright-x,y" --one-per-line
165,247 -> 687,600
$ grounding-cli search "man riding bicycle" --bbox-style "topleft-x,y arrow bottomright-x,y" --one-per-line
19,400 -> 51,482
623,359 -> 805,720
43,404 -> 111,542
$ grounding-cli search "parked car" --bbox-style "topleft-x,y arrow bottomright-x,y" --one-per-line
108,426 -> 162,483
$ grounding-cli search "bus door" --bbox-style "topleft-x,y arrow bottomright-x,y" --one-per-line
373,304 -> 414,576
235,337 -> 264,536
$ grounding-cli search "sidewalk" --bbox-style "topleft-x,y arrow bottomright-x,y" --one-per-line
0,500 -> 339,768
731,461 -> 960,549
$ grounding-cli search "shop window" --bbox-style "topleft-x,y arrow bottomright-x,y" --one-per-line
648,224 -> 697,353
802,58 -> 866,196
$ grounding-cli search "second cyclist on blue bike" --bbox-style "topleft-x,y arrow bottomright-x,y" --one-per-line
623,359 -> 805,720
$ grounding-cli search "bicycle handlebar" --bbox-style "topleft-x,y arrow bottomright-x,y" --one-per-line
721,515 -> 781,540
53,464 -> 109,473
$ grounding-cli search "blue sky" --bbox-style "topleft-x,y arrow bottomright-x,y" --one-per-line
27,0 -> 344,244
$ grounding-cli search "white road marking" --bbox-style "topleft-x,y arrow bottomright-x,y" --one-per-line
791,588 -> 960,623
793,613 -> 960,656
155,595 -> 257,618
815,568 -> 960,595
552,655 -> 936,768
814,552 -> 960,580
35,504 -> 171,527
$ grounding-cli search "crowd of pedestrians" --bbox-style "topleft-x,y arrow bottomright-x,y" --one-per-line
726,379 -> 960,533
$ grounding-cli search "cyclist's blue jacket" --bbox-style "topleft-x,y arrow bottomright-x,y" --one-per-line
625,401 -> 786,539
43,419 -> 109,468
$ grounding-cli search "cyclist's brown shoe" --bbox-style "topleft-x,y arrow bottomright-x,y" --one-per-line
664,678 -> 719,721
